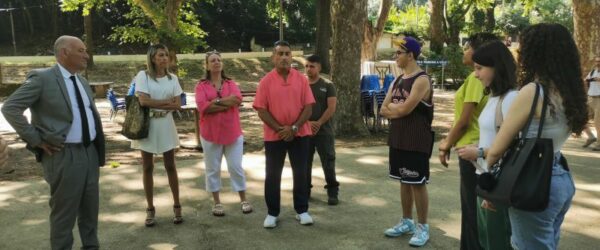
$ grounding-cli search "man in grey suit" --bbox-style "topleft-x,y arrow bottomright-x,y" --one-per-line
1,35 -> 105,250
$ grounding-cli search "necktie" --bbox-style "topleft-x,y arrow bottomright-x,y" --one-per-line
70,75 -> 91,146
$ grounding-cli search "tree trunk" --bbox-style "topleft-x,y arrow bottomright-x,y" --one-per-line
315,0 -> 332,74
572,0 -> 600,75
51,0 -> 58,38
331,0 -> 370,136
429,0 -> 445,54
84,13 -> 94,68
164,0 -> 182,73
485,4 -> 495,32
444,2 -> 472,47
361,0 -> 393,61
20,0 -> 34,36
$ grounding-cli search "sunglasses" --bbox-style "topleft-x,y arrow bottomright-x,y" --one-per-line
206,50 -> 220,56
274,40 -> 290,47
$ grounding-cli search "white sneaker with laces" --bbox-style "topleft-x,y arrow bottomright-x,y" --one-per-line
295,212 -> 314,225
384,218 -> 415,237
409,223 -> 430,247
263,215 -> 278,228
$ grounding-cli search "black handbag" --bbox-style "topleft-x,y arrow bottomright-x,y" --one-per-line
121,73 -> 150,139
476,83 -> 554,212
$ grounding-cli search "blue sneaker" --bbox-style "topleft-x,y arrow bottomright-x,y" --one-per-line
384,218 -> 415,237
409,223 -> 430,247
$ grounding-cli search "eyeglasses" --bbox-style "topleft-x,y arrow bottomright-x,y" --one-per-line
305,64 -> 316,68
274,40 -> 290,47
396,51 -> 408,55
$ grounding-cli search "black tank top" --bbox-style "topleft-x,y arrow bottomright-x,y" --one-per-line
388,71 -> 434,155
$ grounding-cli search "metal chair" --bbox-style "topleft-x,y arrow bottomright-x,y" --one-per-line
106,88 -> 126,120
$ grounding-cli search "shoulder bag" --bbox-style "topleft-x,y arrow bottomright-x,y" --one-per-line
476,83 -> 554,212
121,72 -> 150,139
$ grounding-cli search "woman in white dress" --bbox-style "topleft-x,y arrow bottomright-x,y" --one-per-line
132,44 -> 184,227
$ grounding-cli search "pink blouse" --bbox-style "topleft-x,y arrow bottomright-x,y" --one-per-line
195,79 -> 243,145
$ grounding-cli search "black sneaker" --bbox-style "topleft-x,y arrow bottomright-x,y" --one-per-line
328,196 -> 339,205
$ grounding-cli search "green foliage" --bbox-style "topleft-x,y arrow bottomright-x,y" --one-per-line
111,1 -> 206,53
496,0 -> 572,36
265,0 -> 316,44
61,0 -> 111,15
443,45 -> 471,83
385,5 -> 429,39
529,0 -> 573,32
62,0 -> 206,53
496,3 -> 530,36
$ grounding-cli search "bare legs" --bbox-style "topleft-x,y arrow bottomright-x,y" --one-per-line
400,183 -> 429,224
141,150 -> 181,220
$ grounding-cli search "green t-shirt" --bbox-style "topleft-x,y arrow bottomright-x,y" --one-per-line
309,78 -> 336,135
454,72 -> 488,147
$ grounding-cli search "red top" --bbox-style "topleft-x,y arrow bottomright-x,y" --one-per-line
253,69 -> 315,141
195,79 -> 243,145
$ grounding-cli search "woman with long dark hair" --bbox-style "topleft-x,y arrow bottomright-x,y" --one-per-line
457,40 -> 518,249
132,44 -> 184,227
486,23 -> 588,249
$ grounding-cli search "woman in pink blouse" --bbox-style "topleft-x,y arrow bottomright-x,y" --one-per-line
195,51 -> 252,216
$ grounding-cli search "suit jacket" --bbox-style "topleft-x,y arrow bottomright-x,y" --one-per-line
1,65 -> 106,166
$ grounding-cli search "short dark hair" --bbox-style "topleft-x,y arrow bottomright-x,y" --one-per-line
306,55 -> 321,64
466,32 -> 499,50
274,40 -> 290,47
472,40 -> 517,97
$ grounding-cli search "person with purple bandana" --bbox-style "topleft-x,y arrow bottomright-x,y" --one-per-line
380,36 -> 433,247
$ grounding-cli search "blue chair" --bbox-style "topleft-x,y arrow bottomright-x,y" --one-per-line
127,81 -> 136,96
106,88 -> 126,120
180,92 -> 187,106
360,74 -> 380,93
382,74 -> 395,93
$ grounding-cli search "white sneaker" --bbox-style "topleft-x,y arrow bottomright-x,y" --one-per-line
295,212 -> 314,225
409,223 -> 430,247
263,215 -> 278,228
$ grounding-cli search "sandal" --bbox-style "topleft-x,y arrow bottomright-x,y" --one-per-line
241,201 -> 253,214
145,207 -> 156,227
173,205 -> 184,224
212,203 -> 225,217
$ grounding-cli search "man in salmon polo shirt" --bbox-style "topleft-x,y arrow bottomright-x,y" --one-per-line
253,40 -> 316,228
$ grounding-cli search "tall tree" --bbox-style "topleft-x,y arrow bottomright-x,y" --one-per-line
429,0 -> 445,54
62,0 -> 99,68
484,2 -> 495,32
131,0 -> 183,70
331,0 -> 370,136
444,0 -> 473,46
315,0 -> 331,74
572,0 -> 600,75
362,0 -> 393,61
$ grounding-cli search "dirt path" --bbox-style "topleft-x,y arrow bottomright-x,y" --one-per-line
1,91 -> 599,249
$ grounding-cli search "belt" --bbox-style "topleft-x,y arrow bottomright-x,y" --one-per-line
149,110 -> 171,118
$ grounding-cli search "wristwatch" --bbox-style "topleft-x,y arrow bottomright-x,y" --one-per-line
478,147 -> 485,159
291,125 -> 299,133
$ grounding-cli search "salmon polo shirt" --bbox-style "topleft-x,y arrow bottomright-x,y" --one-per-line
253,69 -> 315,141
195,79 -> 243,145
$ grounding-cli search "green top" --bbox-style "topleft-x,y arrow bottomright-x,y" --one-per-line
309,78 -> 336,135
454,72 -> 488,147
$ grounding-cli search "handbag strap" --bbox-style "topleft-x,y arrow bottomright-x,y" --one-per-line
518,83 -> 550,141
494,94 -> 506,132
